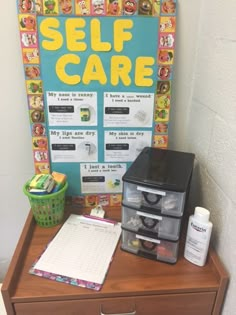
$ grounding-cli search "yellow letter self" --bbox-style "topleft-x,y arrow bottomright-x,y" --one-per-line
40,18 -> 63,50
66,18 -> 87,51
111,56 -> 132,86
91,19 -> 111,52
135,57 -> 154,87
56,54 -> 81,85
114,20 -> 133,52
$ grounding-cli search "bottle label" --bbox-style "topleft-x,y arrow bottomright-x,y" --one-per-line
184,220 -> 211,266
190,222 -> 207,236
184,235 -> 206,265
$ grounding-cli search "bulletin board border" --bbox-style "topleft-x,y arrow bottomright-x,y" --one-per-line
16,0 -> 177,207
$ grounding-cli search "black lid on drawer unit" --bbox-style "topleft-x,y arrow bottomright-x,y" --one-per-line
122,147 -> 195,192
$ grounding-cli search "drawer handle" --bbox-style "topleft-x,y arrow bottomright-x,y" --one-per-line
140,239 -> 157,251
100,311 -> 136,315
140,216 -> 158,229
100,306 -> 136,315
142,191 -> 162,206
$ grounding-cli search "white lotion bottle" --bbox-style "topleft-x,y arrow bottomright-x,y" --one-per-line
184,207 -> 213,266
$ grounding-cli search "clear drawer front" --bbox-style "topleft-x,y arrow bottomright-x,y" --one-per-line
123,182 -> 185,217
122,205 -> 181,241
121,229 -> 179,264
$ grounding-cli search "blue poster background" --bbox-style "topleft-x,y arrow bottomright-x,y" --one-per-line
37,16 -> 158,196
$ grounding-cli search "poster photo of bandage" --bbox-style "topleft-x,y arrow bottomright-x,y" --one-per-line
17,0 -> 177,207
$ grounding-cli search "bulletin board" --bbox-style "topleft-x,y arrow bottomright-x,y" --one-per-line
16,0 -> 177,207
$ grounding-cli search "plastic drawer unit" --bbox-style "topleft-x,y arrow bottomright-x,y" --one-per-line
121,228 -> 179,264
121,147 -> 195,263
122,147 -> 195,218
122,204 -> 182,241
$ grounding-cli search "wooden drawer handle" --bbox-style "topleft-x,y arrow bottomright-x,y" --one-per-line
100,311 -> 136,315
100,306 -> 136,315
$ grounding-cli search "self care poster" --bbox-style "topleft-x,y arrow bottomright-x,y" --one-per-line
17,0 -> 177,207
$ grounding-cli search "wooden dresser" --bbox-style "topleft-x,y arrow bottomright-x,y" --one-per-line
1,206 -> 229,315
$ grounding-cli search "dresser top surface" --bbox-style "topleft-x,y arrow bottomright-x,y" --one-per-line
3,206 -> 228,303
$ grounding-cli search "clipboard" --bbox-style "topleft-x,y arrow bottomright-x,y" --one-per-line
29,214 -> 122,291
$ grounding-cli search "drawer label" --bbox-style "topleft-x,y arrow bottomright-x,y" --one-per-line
137,186 -> 166,196
137,211 -> 163,221
136,234 -> 160,244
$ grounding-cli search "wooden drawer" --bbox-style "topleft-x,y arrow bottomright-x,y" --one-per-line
14,292 -> 216,315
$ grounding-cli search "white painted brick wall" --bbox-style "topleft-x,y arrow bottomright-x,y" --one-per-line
172,0 -> 236,314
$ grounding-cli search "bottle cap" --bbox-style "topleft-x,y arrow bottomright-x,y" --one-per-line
194,207 -> 210,223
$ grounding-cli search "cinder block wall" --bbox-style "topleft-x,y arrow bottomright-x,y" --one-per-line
170,1 -> 236,314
